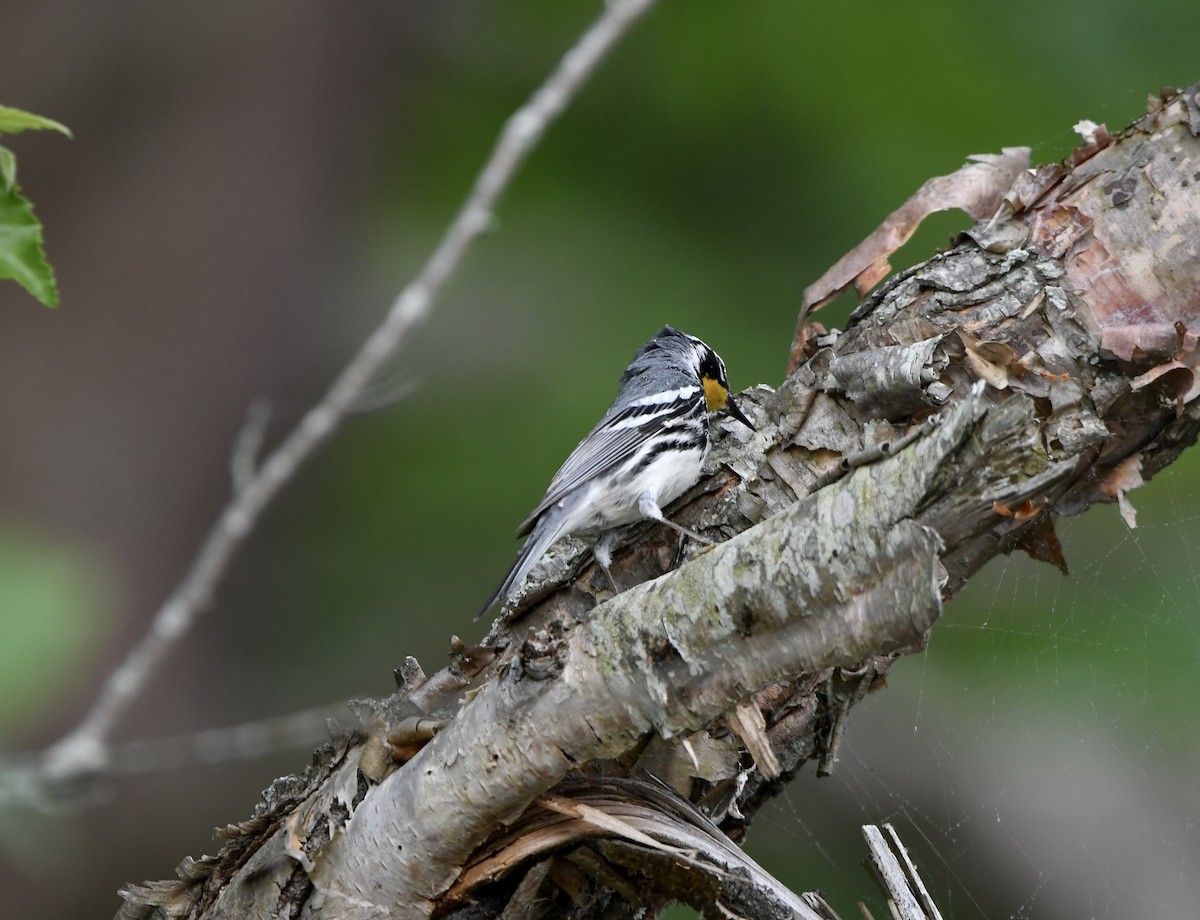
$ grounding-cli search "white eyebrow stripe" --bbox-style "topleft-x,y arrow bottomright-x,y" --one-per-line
629,385 -> 701,407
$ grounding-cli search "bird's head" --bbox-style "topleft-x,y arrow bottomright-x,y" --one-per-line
650,325 -> 755,431
695,340 -> 754,430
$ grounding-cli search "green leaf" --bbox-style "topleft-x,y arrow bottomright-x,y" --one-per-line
0,104 -> 71,138
0,146 -> 14,191
0,106 -> 70,306
0,179 -> 59,307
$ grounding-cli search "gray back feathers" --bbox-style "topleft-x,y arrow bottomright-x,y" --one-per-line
607,326 -> 705,413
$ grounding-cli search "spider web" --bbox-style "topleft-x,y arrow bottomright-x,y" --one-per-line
734,450 -> 1200,918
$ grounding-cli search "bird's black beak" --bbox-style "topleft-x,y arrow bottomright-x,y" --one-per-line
725,393 -> 755,431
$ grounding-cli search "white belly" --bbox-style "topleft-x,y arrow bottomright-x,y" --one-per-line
566,440 -> 708,534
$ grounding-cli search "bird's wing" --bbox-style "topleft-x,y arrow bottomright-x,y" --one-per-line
516,386 -> 703,536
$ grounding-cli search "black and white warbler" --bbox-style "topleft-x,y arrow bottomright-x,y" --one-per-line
479,325 -> 754,617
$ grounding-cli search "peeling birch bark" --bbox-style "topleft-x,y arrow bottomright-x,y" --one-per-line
118,83 -> 1200,920
820,334 -> 953,416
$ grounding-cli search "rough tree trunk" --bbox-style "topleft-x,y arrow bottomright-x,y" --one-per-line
117,84 -> 1200,919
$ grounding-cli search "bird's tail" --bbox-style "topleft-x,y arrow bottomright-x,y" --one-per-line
476,512 -> 568,620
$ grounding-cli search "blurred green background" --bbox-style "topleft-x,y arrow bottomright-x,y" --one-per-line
1,2 -> 1198,917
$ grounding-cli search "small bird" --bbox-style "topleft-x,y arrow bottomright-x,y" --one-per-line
479,325 -> 754,617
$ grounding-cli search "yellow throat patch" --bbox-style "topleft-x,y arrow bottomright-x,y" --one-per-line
702,376 -> 728,411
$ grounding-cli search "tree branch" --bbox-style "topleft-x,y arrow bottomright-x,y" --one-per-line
22,0 -> 661,802
116,85 -> 1200,919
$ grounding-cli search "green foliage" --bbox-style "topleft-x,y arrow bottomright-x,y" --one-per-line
0,104 -> 71,308
0,105 -> 71,138
0,523 -> 108,737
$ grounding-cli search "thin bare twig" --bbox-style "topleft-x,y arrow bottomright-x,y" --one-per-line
230,398 -> 272,494
105,703 -> 351,776
862,824 -> 943,920
881,823 -> 945,920
0,704 -> 349,809
30,0 -> 661,795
